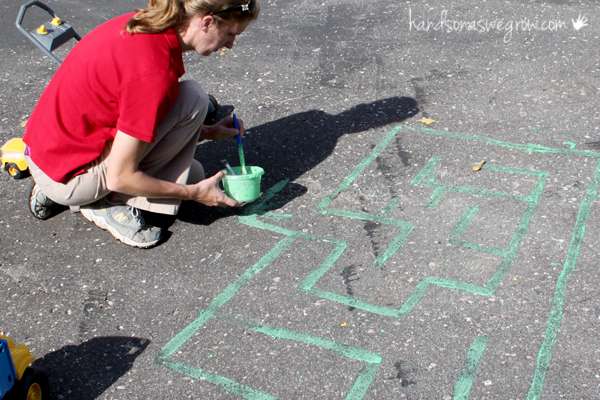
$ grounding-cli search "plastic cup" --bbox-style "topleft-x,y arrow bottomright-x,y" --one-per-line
221,166 -> 265,203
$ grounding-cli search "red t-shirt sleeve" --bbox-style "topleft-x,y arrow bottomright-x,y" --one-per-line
117,70 -> 180,143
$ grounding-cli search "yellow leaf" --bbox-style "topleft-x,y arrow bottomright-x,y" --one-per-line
472,160 -> 486,172
418,117 -> 436,126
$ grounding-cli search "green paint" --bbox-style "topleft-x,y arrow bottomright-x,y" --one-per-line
162,360 -> 277,400
411,158 -> 545,208
160,237 -> 296,359
301,149 -> 547,318
242,179 -> 290,216
299,239 -> 348,291
427,186 -> 446,208
450,205 -> 478,240
410,156 -> 440,186
238,143 -> 247,175
319,126 -> 403,211
526,160 -> 600,400
322,208 -> 409,227
374,224 -> 414,267
306,287 -> 402,318
263,211 -> 294,221
453,336 -> 489,400
160,123 -> 600,399
250,325 -> 382,364
381,197 -> 401,216
345,363 -> 381,400
406,126 -> 600,158
239,214 -> 302,237
562,141 -> 576,149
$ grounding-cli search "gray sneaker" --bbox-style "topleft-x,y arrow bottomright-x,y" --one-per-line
80,200 -> 162,248
29,183 -> 61,220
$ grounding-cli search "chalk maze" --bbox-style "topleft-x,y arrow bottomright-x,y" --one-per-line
158,125 -> 600,399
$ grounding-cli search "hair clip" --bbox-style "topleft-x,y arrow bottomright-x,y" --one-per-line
214,1 -> 253,16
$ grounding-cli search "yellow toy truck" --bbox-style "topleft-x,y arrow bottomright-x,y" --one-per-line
0,138 -> 29,180
0,334 -> 48,400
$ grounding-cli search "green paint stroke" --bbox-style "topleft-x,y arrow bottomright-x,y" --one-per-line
381,197 -> 401,216
251,325 -> 382,364
160,237 -> 296,359
526,160 -> 600,400
251,325 -> 382,400
450,206 -> 479,240
453,336 -> 489,400
374,224 -> 414,267
319,126 -> 403,211
407,126 -> 600,158
162,359 -> 277,400
242,179 -> 290,216
299,239 -> 348,291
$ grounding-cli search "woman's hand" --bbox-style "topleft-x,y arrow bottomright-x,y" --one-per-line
187,171 -> 239,207
200,114 -> 245,141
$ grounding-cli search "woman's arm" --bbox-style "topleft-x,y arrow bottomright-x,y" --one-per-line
105,130 -> 238,207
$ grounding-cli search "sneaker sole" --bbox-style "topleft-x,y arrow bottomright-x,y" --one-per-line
80,208 -> 160,249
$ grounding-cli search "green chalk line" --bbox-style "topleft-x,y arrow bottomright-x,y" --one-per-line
410,156 -> 440,186
159,178 -> 382,399
300,153 -> 547,317
250,325 -> 382,364
411,157 -> 546,208
159,124 -> 600,399
374,223 -> 414,267
159,237 -> 297,359
346,363 -> 382,400
453,336 -> 489,400
406,126 -> 600,158
318,126 -> 403,211
249,325 -> 382,399
263,211 -> 294,221
450,206 -> 480,241
526,160 -> 600,400
162,359 -> 277,400
381,197 -> 401,216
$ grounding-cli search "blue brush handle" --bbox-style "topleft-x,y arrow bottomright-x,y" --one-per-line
233,113 -> 242,145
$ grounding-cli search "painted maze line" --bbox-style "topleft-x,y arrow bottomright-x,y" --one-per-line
159,124 -> 600,399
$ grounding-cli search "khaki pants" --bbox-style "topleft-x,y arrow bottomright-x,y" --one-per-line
27,80 -> 208,216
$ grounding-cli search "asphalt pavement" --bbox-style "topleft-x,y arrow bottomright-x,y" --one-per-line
2,0 -> 600,399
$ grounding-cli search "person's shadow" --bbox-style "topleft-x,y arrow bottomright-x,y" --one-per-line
177,96 -> 418,225
32,336 -> 149,400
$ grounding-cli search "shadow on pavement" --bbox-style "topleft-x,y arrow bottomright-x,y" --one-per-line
178,95 -> 419,225
33,336 -> 149,400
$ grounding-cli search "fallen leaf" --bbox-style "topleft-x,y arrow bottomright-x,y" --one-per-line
472,160 -> 486,172
418,117 -> 436,126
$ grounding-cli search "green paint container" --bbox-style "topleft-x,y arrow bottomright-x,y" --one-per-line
222,166 -> 265,203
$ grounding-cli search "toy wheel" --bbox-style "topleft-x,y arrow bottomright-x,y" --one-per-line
6,163 -> 29,180
15,367 -> 49,400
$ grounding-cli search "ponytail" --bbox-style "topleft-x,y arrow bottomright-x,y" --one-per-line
126,0 -> 188,34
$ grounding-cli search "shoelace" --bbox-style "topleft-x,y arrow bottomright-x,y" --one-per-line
129,207 -> 145,226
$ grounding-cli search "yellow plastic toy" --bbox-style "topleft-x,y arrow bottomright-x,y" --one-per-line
0,138 -> 29,179
0,334 -> 49,400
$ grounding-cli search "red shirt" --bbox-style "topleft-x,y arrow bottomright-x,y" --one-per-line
24,12 -> 185,183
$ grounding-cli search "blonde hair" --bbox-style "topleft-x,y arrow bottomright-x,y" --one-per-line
126,0 -> 259,34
